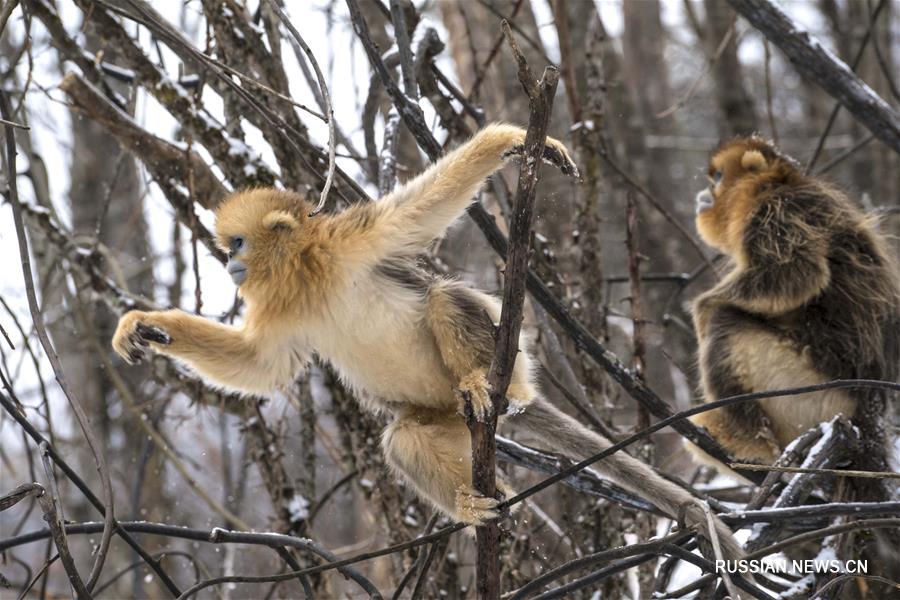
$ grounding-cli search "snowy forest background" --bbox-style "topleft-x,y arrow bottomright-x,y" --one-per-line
0,0 -> 898,598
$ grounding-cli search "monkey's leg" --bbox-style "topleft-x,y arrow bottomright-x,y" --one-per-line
425,282 -> 537,421
692,306 -> 783,465
382,408 -> 512,526
694,305 -> 857,463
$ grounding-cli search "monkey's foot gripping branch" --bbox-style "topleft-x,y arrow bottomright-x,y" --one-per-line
457,372 -> 534,423
458,369 -> 493,422
455,486 -> 502,527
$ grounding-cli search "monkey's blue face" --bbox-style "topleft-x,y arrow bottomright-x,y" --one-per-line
226,236 -> 248,286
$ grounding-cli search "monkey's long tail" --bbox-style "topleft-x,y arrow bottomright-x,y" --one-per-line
514,398 -> 745,562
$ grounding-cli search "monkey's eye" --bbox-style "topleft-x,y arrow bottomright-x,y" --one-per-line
712,170 -> 723,184
229,236 -> 245,256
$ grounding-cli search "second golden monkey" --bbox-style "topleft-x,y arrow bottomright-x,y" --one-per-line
689,137 -> 899,485
113,124 -> 744,559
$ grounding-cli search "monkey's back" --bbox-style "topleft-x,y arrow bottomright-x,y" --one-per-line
761,186 -> 900,385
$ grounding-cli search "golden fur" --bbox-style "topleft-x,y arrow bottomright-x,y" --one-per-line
688,137 -> 900,476
113,124 -> 744,561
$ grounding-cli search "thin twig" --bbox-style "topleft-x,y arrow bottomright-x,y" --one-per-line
763,39 -> 778,144
16,553 -> 59,600
729,463 -> 900,479
37,444 -> 91,599
0,117 -> 29,130
378,108 -> 401,196
865,0 -> 900,102
389,0 -> 417,100
625,192 -> 646,383
701,501 -> 738,598
263,0 -> 336,216
721,501 -> 900,526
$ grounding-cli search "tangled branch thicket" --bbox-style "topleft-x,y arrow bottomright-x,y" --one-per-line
0,0 -> 898,598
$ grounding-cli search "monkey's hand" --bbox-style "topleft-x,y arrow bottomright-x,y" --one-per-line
502,136 -> 580,180
112,310 -> 172,365
457,369 -> 493,422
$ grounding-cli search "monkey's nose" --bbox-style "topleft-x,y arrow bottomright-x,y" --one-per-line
227,260 -> 247,285
695,189 -> 714,214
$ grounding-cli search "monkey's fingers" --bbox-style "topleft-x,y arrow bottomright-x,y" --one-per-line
541,144 -> 580,181
136,323 -> 172,345
127,349 -> 145,365
501,144 -> 525,161
494,489 -> 511,521
501,143 -> 581,181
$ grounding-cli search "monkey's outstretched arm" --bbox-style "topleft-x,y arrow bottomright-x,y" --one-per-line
695,200 -> 830,335
330,123 -> 577,262
112,309 -> 300,394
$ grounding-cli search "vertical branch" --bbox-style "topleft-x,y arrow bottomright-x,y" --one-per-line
378,108 -> 401,196
625,193 -> 646,413
389,0 -> 418,100
625,191 -> 653,591
465,21 -> 559,599
763,40 -> 779,144
550,0 -> 580,124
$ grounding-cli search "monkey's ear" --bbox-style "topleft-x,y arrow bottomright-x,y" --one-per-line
741,150 -> 767,172
263,210 -> 299,232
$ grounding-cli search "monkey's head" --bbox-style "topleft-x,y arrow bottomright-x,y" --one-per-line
695,137 -> 800,256
214,189 -> 313,298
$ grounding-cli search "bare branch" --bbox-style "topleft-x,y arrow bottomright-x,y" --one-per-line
727,0 -> 900,155
263,0 -> 337,216
0,391 -> 182,596
58,72 -> 226,262
463,21 -> 559,599
0,89 -> 115,595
